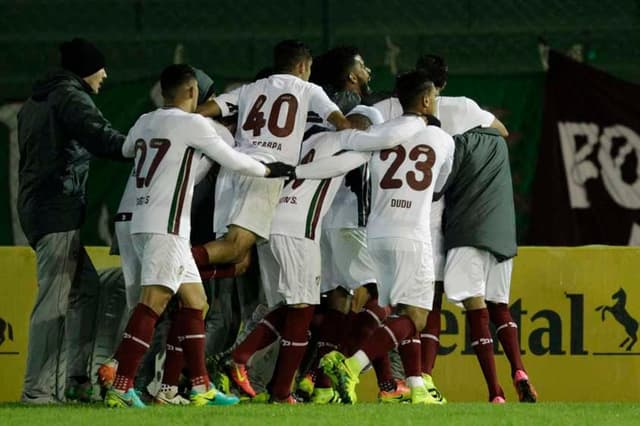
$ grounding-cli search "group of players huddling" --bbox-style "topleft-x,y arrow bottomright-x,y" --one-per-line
97,39 -> 538,407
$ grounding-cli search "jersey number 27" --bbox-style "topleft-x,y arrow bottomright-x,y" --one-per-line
134,138 -> 171,188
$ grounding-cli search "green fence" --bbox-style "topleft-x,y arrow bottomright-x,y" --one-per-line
1,0 -> 638,245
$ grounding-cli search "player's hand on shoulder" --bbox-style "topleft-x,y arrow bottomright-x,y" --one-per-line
263,161 -> 296,179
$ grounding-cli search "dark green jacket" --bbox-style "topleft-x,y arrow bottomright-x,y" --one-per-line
17,70 -> 126,246
439,127 -> 517,261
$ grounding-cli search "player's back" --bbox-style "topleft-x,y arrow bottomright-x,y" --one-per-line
270,131 -> 351,240
128,108 -> 211,239
224,74 -> 338,165
443,127 -> 516,260
436,96 -> 495,136
373,96 -> 494,136
367,125 -> 454,242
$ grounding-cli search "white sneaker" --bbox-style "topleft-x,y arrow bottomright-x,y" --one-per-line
154,389 -> 190,405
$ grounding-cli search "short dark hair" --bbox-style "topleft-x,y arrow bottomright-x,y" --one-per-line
415,54 -> 448,88
273,40 -> 311,73
160,64 -> 196,100
395,70 -> 435,110
311,46 -> 360,91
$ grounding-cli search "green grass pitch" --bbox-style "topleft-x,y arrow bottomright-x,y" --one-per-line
1,402 -> 639,426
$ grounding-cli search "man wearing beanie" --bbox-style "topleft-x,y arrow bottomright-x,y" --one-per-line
18,37 -> 127,404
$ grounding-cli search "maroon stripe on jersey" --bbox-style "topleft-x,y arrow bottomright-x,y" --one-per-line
307,179 -> 331,240
169,148 -> 195,235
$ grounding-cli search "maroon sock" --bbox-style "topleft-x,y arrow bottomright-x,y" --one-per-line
488,302 -> 525,377
372,354 -> 395,390
198,263 -> 236,280
346,298 -> 388,355
421,288 -> 443,375
270,306 -> 315,401
361,315 -> 416,363
232,306 -> 287,364
176,308 -> 209,390
191,245 -> 210,267
315,309 -> 347,388
467,308 -> 503,400
162,316 -> 184,388
399,332 -> 422,378
113,303 -> 159,391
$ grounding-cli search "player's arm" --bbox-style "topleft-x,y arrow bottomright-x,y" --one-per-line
341,118 -> 426,152
434,135 -> 460,200
490,118 -> 509,138
195,99 -> 222,117
326,110 -> 351,130
434,135 -> 456,193
121,129 -> 136,158
189,117 -> 266,176
464,97 -> 509,137
196,87 -> 241,118
309,83 -> 351,130
295,151 -> 370,179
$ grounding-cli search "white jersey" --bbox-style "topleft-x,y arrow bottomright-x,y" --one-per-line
214,74 -> 340,165
295,115 -> 428,180
122,108 -> 267,239
116,118 -> 226,217
373,96 -> 493,280
270,131 -> 369,240
367,124 -> 455,242
323,105 -> 385,229
373,96 -> 495,135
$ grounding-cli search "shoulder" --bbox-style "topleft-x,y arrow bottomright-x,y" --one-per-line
185,112 -> 215,131
439,96 -> 475,111
348,105 -> 384,125
420,126 -> 455,149
422,125 -> 453,140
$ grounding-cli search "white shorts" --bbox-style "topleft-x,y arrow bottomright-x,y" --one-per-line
214,168 -> 284,240
444,246 -> 513,304
320,227 -> 378,293
368,237 -> 435,310
257,235 -> 322,307
115,220 -> 140,309
131,233 -> 201,293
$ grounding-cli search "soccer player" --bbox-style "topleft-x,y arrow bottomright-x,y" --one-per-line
215,105 -> 417,402
301,47 -> 405,404
438,127 -> 537,403
304,71 -> 455,404
111,68 -> 229,405
193,40 -> 350,272
373,53 -> 509,402
99,64 -> 292,408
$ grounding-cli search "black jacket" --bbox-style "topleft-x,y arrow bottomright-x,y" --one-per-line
17,70 -> 126,246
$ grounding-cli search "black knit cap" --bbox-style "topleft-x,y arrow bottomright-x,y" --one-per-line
60,38 -> 106,78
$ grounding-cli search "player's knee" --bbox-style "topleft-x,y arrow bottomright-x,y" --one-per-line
178,285 -> 207,310
226,227 -> 256,263
140,285 -> 173,315
325,288 -> 351,313
463,296 -> 486,311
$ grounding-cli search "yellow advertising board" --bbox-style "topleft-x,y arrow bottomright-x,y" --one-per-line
359,246 -> 640,402
0,247 -> 120,403
0,246 -> 639,402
